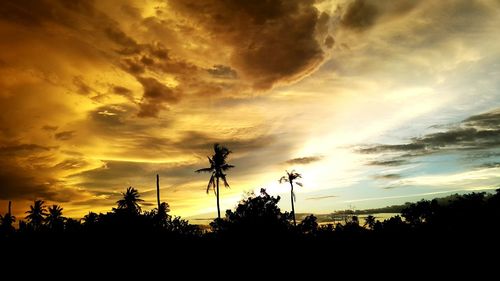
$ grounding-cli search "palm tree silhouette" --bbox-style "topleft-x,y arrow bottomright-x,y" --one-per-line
279,170 -> 303,226
195,143 -> 235,219
46,205 -> 65,230
25,200 -> 48,230
0,201 -> 16,233
116,187 -> 144,214
83,212 -> 98,226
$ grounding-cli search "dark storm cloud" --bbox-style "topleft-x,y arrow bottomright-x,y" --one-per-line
0,162 -> 82,202
358,108 -> 500,156
0,0 -> 186,119
55,130 -> 76,141
341,0 -> 378,30
136,77 -> 180,117
341,0 -> 421,31
0,0 -> 98,28
169,0 -> 325,90
286,156 -> 323,165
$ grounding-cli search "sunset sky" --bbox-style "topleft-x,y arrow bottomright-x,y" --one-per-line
1,0 -> 500,220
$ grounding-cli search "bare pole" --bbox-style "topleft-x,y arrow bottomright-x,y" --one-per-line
156,174 -> 160,211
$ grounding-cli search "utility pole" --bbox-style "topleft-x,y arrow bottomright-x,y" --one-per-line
156,174 -> 160,210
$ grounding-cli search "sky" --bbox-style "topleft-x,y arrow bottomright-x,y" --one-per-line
1,0 -> 500,220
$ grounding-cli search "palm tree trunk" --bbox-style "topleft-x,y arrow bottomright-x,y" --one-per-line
290,182 -> 296,226
156,174 -> 160,211
216,177 -> 221,219
8,200 -> 11,215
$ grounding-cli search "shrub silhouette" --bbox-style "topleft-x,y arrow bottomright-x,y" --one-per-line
210,188 -> 292,239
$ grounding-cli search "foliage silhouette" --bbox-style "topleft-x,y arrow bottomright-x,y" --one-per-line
115,186 -> 144,215
46,205 -> 65,231
279,170 -> 302,226
25,200 -> 48,231
210,188 -> 292,239
1,156 -> 499,261
0,201 -> 15,236
195,143 -> 234,219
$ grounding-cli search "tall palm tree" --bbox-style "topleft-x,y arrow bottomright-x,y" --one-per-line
279,170 -> 303,226
116,187 -> 144,214
195,143 -> 235,219
25,200 -> 48,230
46,205 -> 65,230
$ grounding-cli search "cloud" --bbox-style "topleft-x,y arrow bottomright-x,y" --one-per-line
358,108 -> 500,155
374,174 -> 401,180
42,125 -> 58,131
72,76 -> 93,95
55,130 -> 76,141
286,156 -> 323,165
0,143 -> 54,155
306,195 -> 337,201
324,35 -> 335,49
136,77 -> 180,117
0,158 -> 88,202
359,143 -> 425,154
207,65 -> 238,79
340,0 -> 421,31
169,0 -> 326,90
341,0 -> 378,30
367,160 -> 408,166
478,162 -> 500,169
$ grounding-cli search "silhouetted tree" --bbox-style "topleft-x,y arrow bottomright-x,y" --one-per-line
153,202 -> 170,228
46,205 -> 65,231
25,200 -> 48,230
364,215 -> 376,230
83,212 -> 98,226
279,170 -> 303,226
211,188 -> 292,238
0,201 -> 16,236
116,187 -> 144,215
195,143 -> 234,219
299,214 -> 318,234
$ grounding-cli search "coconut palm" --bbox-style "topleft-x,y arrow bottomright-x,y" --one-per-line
0,202 -> 16,234
83,212 -> 99,226
46,205 -> 65,230
116,187 -> 144,215
25,200 -> 48,230
279,170 -> 303,226
195,143 -> 235,219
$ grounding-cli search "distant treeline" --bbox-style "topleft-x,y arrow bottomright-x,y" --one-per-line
1,188 -> 499,248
